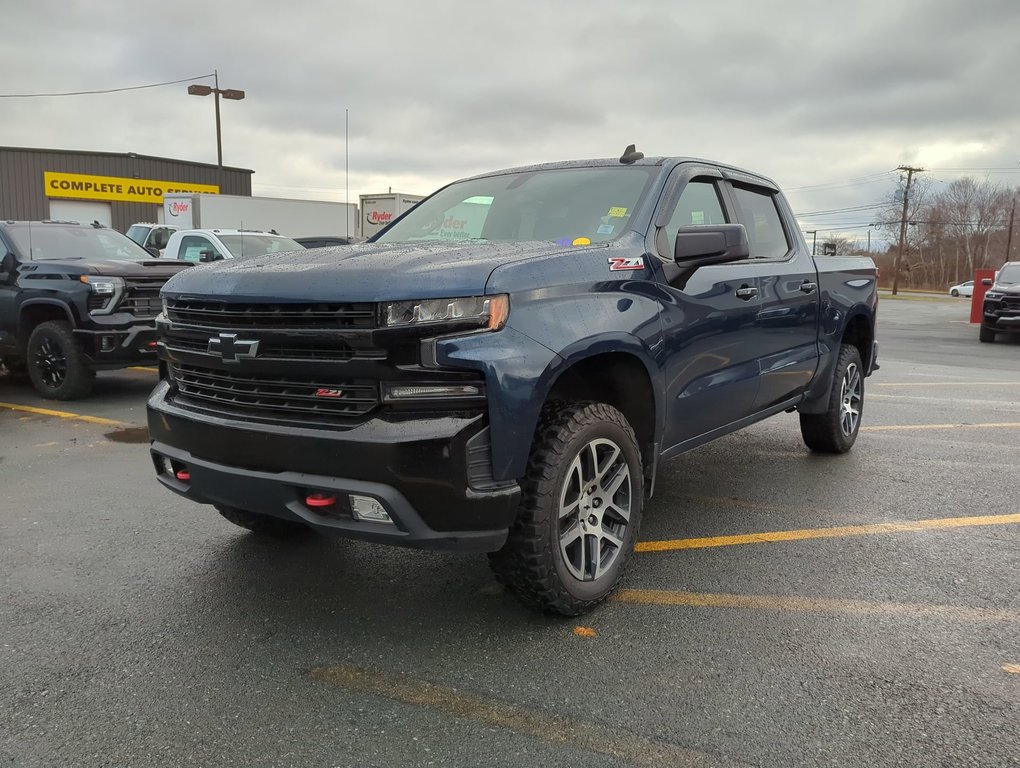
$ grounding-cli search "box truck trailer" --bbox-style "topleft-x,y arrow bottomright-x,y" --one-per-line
162,194 -> 357,239
359,193 -> 424,238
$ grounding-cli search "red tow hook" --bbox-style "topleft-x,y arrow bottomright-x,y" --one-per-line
175,469 -> 191,482
305,492 -> 337,509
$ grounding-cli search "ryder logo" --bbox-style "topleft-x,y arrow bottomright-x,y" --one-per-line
168,201 -> 190,217
367,211 -> 393,225
608,257 -> 644,271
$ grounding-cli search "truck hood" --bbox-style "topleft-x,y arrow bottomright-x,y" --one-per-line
162,241 -> 574,302
991,283 -> 1020,295
36,259 -> 192,280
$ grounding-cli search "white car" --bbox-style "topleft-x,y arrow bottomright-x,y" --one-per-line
162,229 -> 303,263
948,280 -> 973,298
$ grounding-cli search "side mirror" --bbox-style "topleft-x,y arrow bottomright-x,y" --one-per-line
0,251 -> 15,283
198,250 -> 220,263
674,224 -> 749,268
981,278 -> 993,286
145,246 -> 161,257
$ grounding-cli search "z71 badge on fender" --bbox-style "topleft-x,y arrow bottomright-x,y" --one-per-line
608,257 -> 644,271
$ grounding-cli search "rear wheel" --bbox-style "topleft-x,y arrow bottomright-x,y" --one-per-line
979,325 -> 997,343
488,401 -> 643,615
215,505 -> 311,539
951,289 -> 959,297
25,321 -> 95,400
799,344 -> 864,454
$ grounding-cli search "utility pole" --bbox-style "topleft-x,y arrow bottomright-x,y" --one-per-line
1005,194 -> 1017,263
891,165 -> 923,296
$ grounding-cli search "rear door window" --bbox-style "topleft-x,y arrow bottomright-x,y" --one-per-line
731,185 -> 790,260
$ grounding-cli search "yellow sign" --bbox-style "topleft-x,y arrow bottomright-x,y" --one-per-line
44,171 -> 219,204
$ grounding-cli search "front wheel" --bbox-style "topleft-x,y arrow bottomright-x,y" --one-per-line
951,289 -> 959,297
488,401 -> 644,615
26,321 -> 95,400
979,325 -> 997,343
799,344 -> 864,454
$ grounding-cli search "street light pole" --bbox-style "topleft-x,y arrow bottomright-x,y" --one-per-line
213,70 -> 223,167
188,70 -> 245,168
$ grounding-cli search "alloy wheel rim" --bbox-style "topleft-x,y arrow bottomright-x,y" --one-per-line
839,362 -> 862,436
34,337 -> 68,388
558,437 -> 631,582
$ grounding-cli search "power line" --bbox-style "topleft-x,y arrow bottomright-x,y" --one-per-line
795,202 -> 888,216
785,171 -> 896,192
0,73 -> 214,98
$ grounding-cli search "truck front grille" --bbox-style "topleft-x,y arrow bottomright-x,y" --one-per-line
162,334 -> 386,363
119,290 -> 162,318
169,362 -> 379,426
165,298 -> 376,330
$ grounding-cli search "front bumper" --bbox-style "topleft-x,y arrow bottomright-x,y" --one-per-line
147,381 -> 520,552
982,299 -> 1020,333
75,322 -> 158,368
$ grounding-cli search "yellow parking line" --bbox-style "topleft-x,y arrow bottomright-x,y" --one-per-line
863,422 -> 1020,432
311,666 -> 747,768
612,589 -> 1019,622
876,382 -> 1020,387
635,513 -> 1020,553
0,401 -> 126,427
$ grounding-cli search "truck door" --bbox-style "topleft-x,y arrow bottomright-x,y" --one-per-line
727,184 -> 819,411
652,173 -> 764,450
0,232 -> 22,352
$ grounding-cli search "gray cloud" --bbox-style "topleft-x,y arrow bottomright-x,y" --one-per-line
2,0 -> 1018,243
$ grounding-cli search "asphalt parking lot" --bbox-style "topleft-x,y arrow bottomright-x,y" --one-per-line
2,295 -> 1018,768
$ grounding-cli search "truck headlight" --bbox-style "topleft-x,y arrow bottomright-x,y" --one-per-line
79,275 -> 124,295
384,295 -> 509,330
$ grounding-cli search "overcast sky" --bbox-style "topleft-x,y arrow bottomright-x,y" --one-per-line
3,0 -> 1019,244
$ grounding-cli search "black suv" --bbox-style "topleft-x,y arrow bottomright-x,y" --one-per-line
980,261 -> 1020,343
0,220 -> 191,399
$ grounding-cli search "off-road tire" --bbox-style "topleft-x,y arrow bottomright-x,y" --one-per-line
488,401 -> 644,615
979,325 -> 997,343
800,344 -> 864,454
215,505 -> 311,539
25,321 -> 95,400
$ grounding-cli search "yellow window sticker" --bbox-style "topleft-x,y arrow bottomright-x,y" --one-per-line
572,237 -> 591,246
608,207 -> 628,218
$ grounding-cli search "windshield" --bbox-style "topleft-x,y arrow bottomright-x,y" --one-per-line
6,224 -> 153,261
125,225 -> 149,246
217,234 -> 303,258
374,167 -> 658,245
995,264 -> 1020,286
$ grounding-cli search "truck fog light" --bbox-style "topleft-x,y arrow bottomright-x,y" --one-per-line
384,383 -> 483,401
350,495 -> 392,524
101,336 -> 117,352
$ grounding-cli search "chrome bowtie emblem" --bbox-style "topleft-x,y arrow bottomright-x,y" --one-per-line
207,333 -> 259,363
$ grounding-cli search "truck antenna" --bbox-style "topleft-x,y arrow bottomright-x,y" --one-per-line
619,144 -> 644,164
345,107 -> 350,241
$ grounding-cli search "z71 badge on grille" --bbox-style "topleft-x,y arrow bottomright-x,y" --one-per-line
314,388 -> 345,398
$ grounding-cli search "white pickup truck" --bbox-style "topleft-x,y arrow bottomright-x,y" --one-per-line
162,229 -> 303,262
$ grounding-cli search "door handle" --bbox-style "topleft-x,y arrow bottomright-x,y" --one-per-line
800,281 -> 818,294
735,286 -> 759,300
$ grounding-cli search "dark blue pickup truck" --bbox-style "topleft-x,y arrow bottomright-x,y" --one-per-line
147,149 -> 878,614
